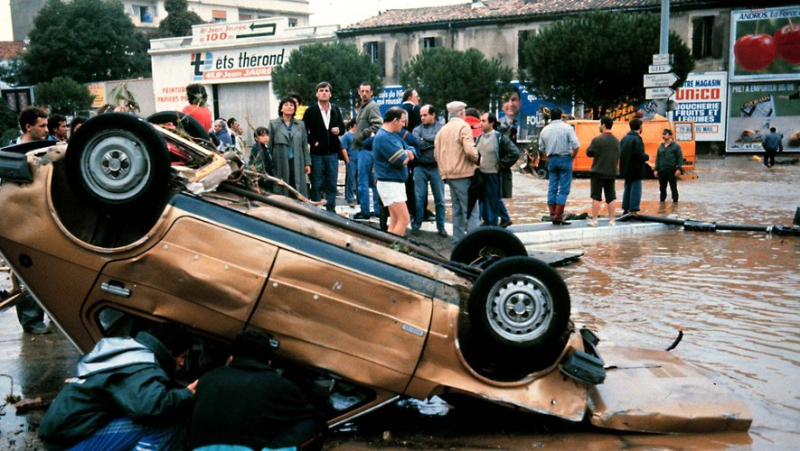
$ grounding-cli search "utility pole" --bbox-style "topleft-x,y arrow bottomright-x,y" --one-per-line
658,0 -> 670,117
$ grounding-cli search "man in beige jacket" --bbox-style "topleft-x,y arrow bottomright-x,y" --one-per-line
435,101 -> 479,241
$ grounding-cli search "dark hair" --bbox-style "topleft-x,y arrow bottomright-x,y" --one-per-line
384,107 -> 406,123
662,128 -> 673,136
550,108 -> 563,120
230,330 -> 275,363
485,111 -> 498,129
47,114 -> 66,135
359,81 -> 373,91
423,105 -> 436,116
254,126 -> 269,139
288,91 -> 302,106
70,116 -> 87,136
18,107 -> 47,132
465,107 -> 480,119
402,88 -> 416,102
149,323 -> 194,358
186,83 -> 208,106
278,97 -> 297,118
315,81 -> 332,92
346,119 -> 357,129
227,117 -> 238,129
770,127 -> 777,132
600,116 -> 613,130
501,90 -> 520,102
629,118 -> 642,131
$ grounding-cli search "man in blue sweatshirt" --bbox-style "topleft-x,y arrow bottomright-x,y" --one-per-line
373,107 -> 415,236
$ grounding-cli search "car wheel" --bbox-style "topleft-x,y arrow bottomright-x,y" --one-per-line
147,110 -> 210,142
467,256 -> 571,372
450,226 -> 527,267
65,113 -> 170,210
536,168 -> 548,179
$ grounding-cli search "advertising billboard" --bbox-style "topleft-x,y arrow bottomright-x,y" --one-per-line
730,6 -> 800,82
726,81 -> 799,153
670,72 -> 727,142
498,81 -> 568,143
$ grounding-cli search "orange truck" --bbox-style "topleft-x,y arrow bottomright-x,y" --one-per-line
532,118 -> 696,179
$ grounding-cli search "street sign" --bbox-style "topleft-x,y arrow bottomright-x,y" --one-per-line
649,64 -> 672,74
653,53 -> 671,65
643,73 -> 679,88
646,87 -> 675,100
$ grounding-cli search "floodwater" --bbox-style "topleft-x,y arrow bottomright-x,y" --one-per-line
2,155 -> 798,450
328,156 -> 800,449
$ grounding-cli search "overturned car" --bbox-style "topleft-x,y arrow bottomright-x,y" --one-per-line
0,113 -> 751,433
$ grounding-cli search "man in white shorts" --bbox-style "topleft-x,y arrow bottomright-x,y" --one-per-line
373,107 -> 416,236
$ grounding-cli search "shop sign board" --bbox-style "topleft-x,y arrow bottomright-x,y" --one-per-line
670,72 -> 727,142
726,81 -> 799,152
730,6 -> 800,82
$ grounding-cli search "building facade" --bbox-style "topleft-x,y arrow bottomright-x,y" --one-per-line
121,0 -> 310,29
338,0 -> 799,153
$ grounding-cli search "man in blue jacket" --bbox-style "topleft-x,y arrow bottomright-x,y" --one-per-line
373,107 -> 415,236
39,323 -> 197,450
619,118 -> 649,215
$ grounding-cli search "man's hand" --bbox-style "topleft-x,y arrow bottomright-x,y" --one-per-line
407,150 -> 415,161
674,169 -> 680,176
331,127 -> 340,135
304,165 -> 311,175
654,171 -> 659,177
187,379 -> 199,395
342,149 -> 349,164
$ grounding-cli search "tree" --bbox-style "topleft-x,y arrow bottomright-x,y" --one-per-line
34,77 -> 95,115
400,48 -> 513,115
0,98 -> 20,145
520,12 -> 694,118
18,0 -> 151,85
158,0 -> 204,38
272,42 -> 383,111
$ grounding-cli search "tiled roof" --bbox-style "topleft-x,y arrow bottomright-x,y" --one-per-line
342,0 -> 704,32
0,41 -> 26,60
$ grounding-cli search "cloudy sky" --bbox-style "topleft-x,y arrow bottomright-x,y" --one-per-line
309,0 -> 468,27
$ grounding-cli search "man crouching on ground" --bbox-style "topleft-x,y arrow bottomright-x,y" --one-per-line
39,323 -> 197,450
188,330 -> 324,450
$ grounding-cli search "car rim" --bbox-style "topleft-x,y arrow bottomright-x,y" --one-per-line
486,274 -> 554,342
80,130 -> 151,202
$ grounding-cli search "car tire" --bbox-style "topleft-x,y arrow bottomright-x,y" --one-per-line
536,168 -> 548,179
65,113 -> 170,210
467,256 -> 571,372
147,110 -> 210,142
450,226 -> 527,267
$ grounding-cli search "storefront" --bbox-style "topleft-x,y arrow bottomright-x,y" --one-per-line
149,18 -> 336,140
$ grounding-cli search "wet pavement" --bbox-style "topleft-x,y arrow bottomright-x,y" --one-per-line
1,155 -> 798,449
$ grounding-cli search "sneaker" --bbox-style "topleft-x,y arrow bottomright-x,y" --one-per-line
587,219 -> 598,227
437,229 -> 449,237
424,210 -> 436,222
352,212 -> 370,220
23,323 -> 52,334
609,219 -> 616,227
499,219 -> 513,228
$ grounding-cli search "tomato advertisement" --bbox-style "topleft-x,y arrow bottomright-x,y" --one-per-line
730,6 -> 800,82
726,81 -> 800,153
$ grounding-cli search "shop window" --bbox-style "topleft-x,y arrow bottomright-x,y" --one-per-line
212,10 -> 227,23
364,41 -> 386,76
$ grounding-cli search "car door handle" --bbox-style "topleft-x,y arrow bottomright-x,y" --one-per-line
101,281 -> 131,298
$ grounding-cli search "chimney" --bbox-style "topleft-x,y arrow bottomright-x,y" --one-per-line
472,0 -> 485,9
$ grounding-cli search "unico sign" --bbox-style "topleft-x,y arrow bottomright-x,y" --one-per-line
670,72 -> 728,142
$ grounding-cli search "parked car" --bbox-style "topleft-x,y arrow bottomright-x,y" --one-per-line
0,113 -> 750,433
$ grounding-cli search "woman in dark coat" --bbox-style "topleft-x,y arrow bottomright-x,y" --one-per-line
268,98 -> 311,198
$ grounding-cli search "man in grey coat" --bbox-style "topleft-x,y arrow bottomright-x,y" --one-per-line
353,82 -> 384,220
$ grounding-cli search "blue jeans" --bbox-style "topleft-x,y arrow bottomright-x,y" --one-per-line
480,172 -> 501,226
622,179 -> 642,212
357,150 -> 380,215
68,416 -> 184,450
499,199 -> 510,222
310,154 -> 339,212
413,165 -> 445,231
346,149 -> 358,204
547,155 -> 573,205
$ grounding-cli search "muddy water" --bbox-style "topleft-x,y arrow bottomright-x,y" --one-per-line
328,156 -> 799,449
